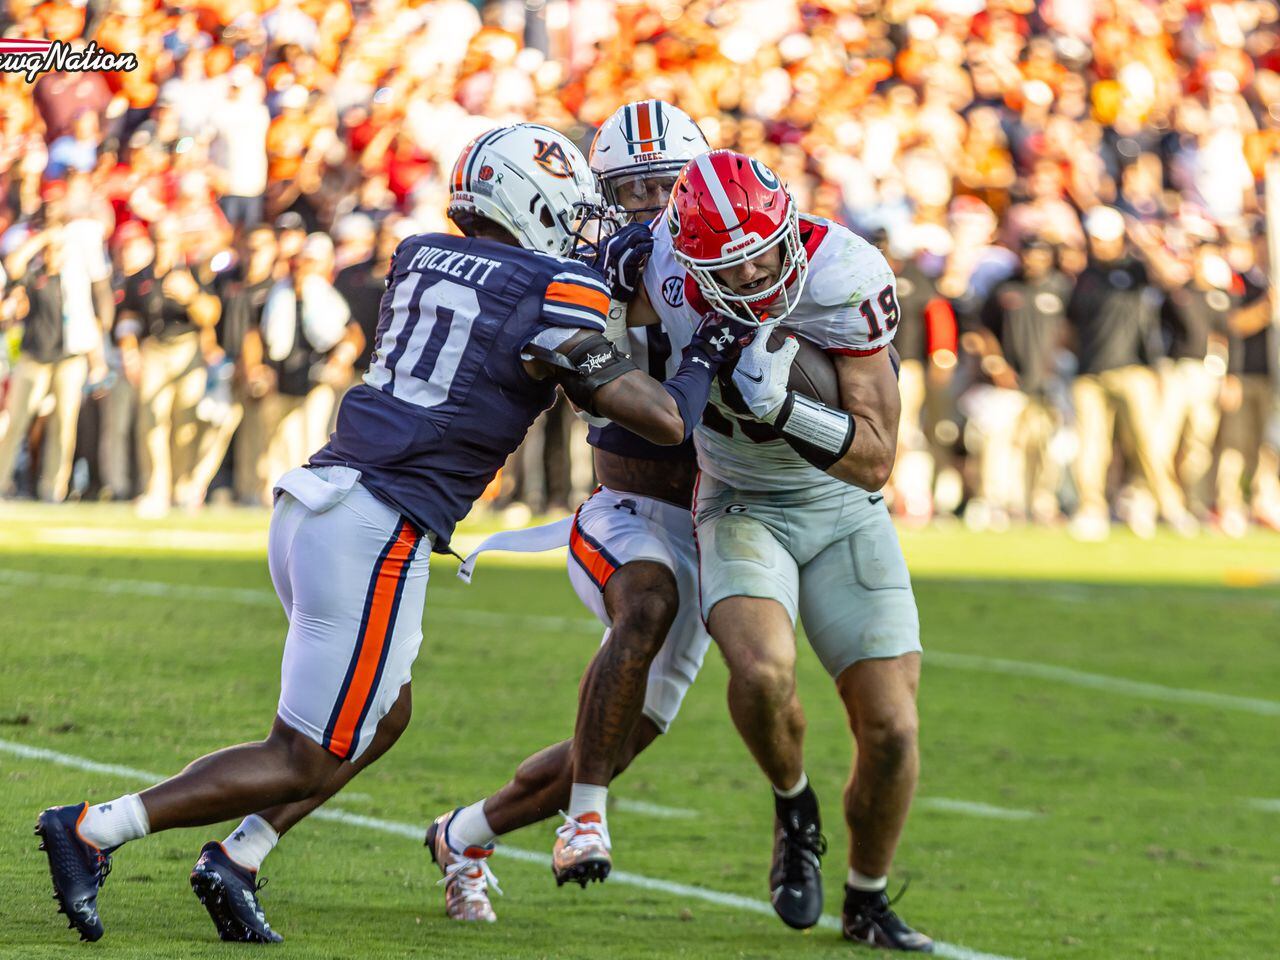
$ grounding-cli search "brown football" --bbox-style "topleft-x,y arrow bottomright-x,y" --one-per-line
766,327 -> 841,408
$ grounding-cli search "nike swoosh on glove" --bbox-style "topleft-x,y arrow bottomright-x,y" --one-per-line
731,326 -> 798,422
599,223 -> 654,300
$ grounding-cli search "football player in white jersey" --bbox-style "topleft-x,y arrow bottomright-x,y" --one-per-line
627,150 -> 934,950
425,101 -> 717,916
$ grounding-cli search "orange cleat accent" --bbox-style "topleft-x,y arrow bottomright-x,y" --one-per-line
425,810 -> 501,922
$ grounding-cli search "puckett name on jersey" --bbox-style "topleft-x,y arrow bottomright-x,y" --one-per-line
312,233 -> 609,553
403,244 -> 505,286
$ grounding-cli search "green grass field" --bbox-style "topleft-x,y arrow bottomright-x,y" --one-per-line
0,502 -> 1277,960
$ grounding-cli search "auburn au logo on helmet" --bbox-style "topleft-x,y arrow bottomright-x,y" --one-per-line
534,139 -> 574,179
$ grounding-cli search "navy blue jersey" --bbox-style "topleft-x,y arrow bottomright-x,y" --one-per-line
312,233 -> 610,551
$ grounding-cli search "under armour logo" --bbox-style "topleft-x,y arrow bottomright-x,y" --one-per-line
692,355 -> 710,368
98,804 -> 112,813
708,331 -> 734,351
614,499 -> 638,515
232,830 -> 246,842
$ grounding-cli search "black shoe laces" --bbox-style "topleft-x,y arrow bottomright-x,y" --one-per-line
885,876 -> 911,910
852,878 -> 919,935
780,822 -> 827,885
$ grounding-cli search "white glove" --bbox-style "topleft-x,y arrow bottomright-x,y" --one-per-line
731,327 -> 798,423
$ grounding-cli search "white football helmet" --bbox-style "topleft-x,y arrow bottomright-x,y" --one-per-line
590,100 -> 709,220
448,123 -> 604,258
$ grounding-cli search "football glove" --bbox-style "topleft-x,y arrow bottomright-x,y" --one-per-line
689,311 -> 754,367
598,222 -> 654,301
731,326 -> 798,422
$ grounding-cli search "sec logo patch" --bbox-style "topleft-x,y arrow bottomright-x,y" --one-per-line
662,276 -> 684,307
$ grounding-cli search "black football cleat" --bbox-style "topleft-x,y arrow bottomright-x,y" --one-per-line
35,802 -> 113,942
768,789 -> 827,930
190,841 -> 283,943
842,884 -> 934,952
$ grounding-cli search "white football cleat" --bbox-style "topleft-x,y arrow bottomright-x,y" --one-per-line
425,809 -> 501,922
552,812 -> 612,887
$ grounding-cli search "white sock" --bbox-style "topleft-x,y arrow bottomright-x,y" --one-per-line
447,800 -> 497,853
78,794 -> 150,849
773,772 -> 809,800
222,815 -> 279,873
568,783 -> 609,824
848,868 -> 888,892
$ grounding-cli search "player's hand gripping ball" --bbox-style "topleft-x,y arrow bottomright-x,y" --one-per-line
731,323 -> 799,422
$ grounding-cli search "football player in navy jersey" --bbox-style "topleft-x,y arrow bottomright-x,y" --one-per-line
34,122 -> 749,945
426,101 -> 715,917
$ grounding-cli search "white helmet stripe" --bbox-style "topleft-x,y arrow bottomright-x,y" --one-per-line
694,154 -> 745,241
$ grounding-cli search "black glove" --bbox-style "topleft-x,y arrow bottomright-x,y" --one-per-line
688,312 -> 756,368
598,222 -> 654,300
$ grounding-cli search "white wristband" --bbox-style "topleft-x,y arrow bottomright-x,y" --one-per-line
776,393 -> 853,456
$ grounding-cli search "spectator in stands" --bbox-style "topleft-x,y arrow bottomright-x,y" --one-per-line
251,232 -> 360,498
213,225 -> 279,505
967,236 -> 1071,527
116,217 -> 221,517
883,230 -> 957,526
1219,231 -> 1280,535
210,66 -> 271,232
1067,207 -> 1194,540
332,212 -> 389,385
0,224 -> 107,501
1159,237 -> 1233,520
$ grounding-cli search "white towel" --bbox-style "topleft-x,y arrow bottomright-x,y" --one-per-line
457,517 -> 573,584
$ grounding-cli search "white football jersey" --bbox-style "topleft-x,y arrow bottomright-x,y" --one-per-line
686,217 -> 900,492
634,221 -> 702,379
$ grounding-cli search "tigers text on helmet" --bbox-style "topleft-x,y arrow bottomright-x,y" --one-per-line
590,100 -> 710,220
666,150 -> 808,325
448,123 -> 604,258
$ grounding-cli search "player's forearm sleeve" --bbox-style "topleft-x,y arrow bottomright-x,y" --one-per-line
662,344 -> 720,442
772,392 -> 855,470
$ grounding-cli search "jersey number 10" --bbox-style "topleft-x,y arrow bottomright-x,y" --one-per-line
367,278 -> 481,409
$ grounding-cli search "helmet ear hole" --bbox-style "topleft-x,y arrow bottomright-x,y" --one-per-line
538,205 -> 555,229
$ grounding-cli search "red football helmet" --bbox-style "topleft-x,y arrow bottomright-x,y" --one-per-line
666,150 -> 808,325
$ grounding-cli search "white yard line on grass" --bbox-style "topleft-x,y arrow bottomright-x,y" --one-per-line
914,798 -> 1040,821
613,797 -> 1041,823
0,737 -> 1021,960
926,651 -> 1280,717
1247,799 -> 1280,813
0,527 -> 267,551
2,566 -> 1276,718
612,798 -> 698,819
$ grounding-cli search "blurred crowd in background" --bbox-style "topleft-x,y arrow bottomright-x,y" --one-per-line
2,0 -> 1279,539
